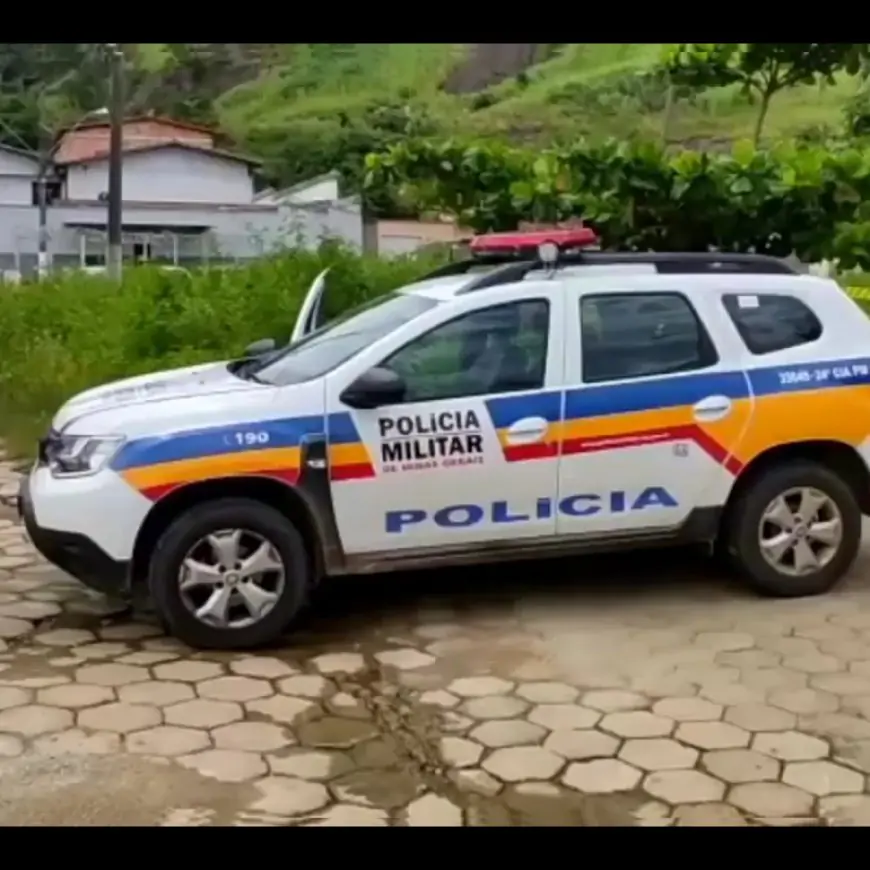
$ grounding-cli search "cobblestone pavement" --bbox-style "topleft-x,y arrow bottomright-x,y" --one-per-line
6,461 -> 870,825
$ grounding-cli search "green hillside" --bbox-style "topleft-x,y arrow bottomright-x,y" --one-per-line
0,43 -> 864,202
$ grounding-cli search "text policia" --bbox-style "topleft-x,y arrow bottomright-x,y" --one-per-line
378,410 -> 484,473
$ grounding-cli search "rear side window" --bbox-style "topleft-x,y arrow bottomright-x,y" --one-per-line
580,292 -> 718,383
722,294 -> 822,355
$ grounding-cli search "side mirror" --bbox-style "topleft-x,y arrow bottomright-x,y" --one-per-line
340,367 -> 406,409
244,338 -> 276,357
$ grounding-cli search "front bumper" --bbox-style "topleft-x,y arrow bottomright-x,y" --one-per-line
18,477 -> 130,597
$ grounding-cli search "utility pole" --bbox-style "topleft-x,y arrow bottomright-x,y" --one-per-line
106,43 -> 125,281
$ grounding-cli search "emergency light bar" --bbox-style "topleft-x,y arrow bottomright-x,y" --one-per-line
468,227 -> 600,256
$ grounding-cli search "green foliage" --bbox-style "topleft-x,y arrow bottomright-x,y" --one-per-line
366,136 -> 870,268
0,246 -> 443,454
664,43 -> 870,143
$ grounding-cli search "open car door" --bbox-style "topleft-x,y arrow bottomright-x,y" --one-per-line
290,268 -> 330,343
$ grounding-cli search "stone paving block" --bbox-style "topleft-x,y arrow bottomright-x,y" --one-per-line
811,673 -> 870,696
164,699 -> 243,728
675,721 -> 751,750
673,803 -> 747,826
819,794 -> 870,826
178,749 -> 268,783
0,686 -> 30,709
197,676 -> 272,702
462,696 -> 529,720
483,747 -> 564,783
702,749 -> 780,783
767,687 -> 840,715
305,804 -> 388,826
246,694 -> 318,725
126,725 -> 210,756
212,721 -> 293,752
599,711 -> 674,738
267,750 -> 352,781
452,768 -> 503,797
31,728 -> 121,756
440,736 -> 484,768
515,682 -> 579,704
527,704 -> 600,730
651,697 -> 723,722
643,770 -> 725,804
78,702 -> 161,734
448,677 -> 514,698
419,690 -> 460,709
36,684 -> 114,709
581,690 -> 647,712
729,782 -> 814,818
278,675 -> 332,698
470,720 -> 546,749
405,793 -> 463,826
0,733 -> 23,756
118,681 -> 196,706
782,760 -> 865,796
751,730 -> 830,761
619,738 -> 699,771
74,663 -> 149,687
782,653 -> 842,674
543,729 -> 620,761
374,649 -> 436,670
562,759 -> 642,794
229,657 -> 298,679
0,704 -> 73,735
724,703 -> 797,732
311,653 -> 366,675
153,661 -> 223,682
250,776 -> 330,816
34,628 -> 96,647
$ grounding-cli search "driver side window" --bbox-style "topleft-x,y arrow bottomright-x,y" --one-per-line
381,299 -> 550,404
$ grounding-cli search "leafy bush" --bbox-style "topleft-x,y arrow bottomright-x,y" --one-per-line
0,245 -> 442,453
366,136 -> 870,268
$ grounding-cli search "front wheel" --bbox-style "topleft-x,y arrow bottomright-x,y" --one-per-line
727,461 -> 861,598
148,498 -> 311,649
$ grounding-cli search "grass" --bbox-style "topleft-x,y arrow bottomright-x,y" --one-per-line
214,44 -> 862,148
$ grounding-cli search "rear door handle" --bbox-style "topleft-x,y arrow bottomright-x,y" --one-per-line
693,395 -> 732,422
505,416 -> 549,445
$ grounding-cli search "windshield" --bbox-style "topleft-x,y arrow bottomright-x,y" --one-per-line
247,292 -> 439,386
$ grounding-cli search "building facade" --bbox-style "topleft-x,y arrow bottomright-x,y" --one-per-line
0,117 -> 364,277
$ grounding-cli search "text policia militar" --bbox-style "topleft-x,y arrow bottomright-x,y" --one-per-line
377,410 -> 484,473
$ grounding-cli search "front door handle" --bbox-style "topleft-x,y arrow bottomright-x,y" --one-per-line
693,395 -> 732,422
505,416 -> 549,445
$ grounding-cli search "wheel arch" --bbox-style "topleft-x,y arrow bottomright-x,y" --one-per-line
723,439 -> 870,531
130,475 -> 339,589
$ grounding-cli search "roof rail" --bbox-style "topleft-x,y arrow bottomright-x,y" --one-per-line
449,250 -> 798,295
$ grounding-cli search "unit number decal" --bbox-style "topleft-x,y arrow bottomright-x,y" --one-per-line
234,431 -> 270,446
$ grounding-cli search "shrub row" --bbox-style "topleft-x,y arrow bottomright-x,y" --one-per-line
0,245 -> 441,453
365,137 -> 870,269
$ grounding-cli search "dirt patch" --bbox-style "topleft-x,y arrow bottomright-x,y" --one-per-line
0,752 -> 255,826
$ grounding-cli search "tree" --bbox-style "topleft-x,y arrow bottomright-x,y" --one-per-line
664,44 -> 870,145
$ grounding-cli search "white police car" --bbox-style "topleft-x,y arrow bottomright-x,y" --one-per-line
19,229 -> 870,648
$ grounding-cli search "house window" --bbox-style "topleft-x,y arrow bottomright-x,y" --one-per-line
30,180 -> 62,207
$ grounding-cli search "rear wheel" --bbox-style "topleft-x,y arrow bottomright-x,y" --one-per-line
148,498 -> 310,649
726,461 -> 861,598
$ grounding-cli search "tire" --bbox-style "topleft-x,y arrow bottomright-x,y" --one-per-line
726,461 -> 861,598
148,497 -> 311,649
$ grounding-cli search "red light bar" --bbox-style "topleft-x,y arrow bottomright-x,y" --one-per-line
469,227 -> 599,255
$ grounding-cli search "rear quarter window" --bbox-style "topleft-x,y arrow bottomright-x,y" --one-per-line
722,294 -> 822,355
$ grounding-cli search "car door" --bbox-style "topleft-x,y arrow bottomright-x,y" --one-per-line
290,268 -> 330,343
323,283 -> 566,556
555,285 -> 752,538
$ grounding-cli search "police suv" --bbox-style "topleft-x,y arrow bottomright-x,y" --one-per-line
18,229 -> 870,649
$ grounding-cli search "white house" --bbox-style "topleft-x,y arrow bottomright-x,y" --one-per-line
0,117 -> 364,276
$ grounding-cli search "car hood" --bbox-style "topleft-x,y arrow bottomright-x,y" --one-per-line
52,360 -> 262,432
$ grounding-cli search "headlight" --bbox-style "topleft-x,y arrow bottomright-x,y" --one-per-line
48,435 -> 125,478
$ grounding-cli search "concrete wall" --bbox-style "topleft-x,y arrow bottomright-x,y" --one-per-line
0,150 -> 39,207
0,198 -> 364,274
376,218 -> 468,256
65,148 -> 256,205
